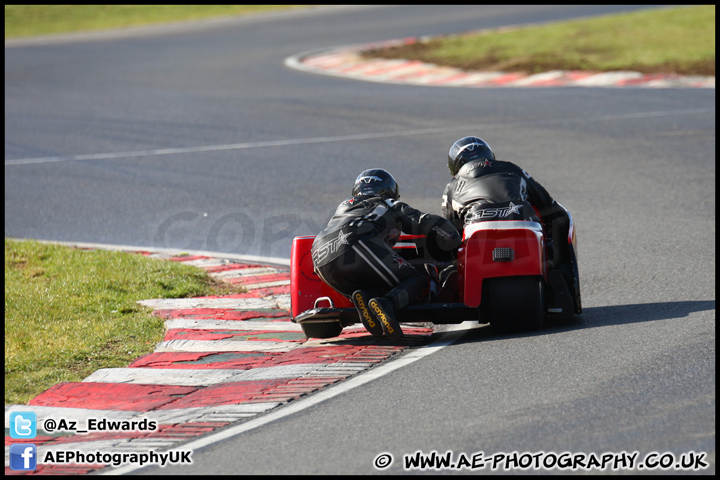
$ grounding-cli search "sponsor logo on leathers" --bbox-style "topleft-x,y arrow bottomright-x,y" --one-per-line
312,230 -> 350,265
469,202 -> 524,220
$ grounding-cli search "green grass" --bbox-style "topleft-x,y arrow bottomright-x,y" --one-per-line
6,6 -> 713,76
363,5 -> 715,76
4,238 -> 244,405
4,5 -> 309,39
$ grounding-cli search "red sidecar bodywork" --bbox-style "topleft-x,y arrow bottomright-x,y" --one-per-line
290,211 -> 580,339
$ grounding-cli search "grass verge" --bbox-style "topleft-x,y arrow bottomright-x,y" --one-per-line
363,5 -> 715,76
4,238 -> 245,405
4,5 -> 309,39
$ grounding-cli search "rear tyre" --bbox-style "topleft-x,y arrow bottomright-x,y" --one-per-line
482,276 -> 545,333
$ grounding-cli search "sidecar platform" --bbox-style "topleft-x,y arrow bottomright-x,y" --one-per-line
292,299 -> 481,338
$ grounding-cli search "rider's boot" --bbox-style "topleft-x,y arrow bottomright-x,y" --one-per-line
352,290 -> 383,337
368,297 -> 403,341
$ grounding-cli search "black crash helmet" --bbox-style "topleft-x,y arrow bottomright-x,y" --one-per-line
351,168 -> 400,200
448,136 -> 496,176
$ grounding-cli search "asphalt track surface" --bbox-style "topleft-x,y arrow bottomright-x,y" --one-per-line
5,5 -> 715,475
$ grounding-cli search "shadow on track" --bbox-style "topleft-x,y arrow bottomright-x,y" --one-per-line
452,300 -> 716,344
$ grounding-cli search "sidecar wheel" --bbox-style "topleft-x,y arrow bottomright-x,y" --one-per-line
483,276 -> 545,333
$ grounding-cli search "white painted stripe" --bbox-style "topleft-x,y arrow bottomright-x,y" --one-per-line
303,54 -> 346,67
106,323 -> 479,475
409,71 -> 469,85
267,293 -> 291,311
511,70 -> 566,86
82,366 -> 298,386
154,340 -> 301,353
177,258 -> 231,268
451,72 -> 507,85
573,71 -> 642,86
243,279 -> 291,290
82,362 -> 367,386
82,368 -> 245,385
164,319 -> 302,331
211,267 -> 283,279
238,362 -> 368,380
137,296 -> 282,310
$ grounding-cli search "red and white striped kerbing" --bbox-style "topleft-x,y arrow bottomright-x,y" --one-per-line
5,249 -> 433,475
291,39 -> 714,89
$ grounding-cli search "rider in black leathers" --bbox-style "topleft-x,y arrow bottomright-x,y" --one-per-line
312,168 -> 461,340
441,136 -> 578,317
